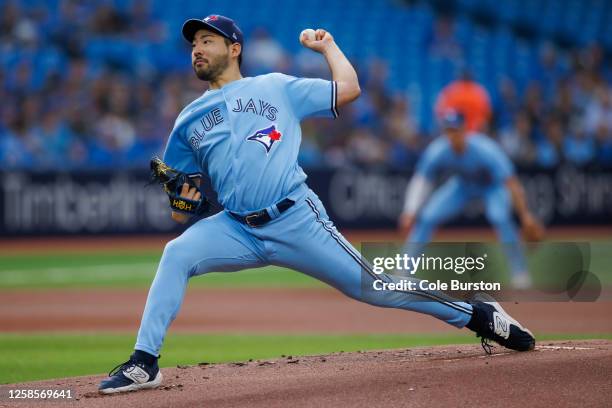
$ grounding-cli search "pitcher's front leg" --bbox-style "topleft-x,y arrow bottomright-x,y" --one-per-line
135,213 -> 266,357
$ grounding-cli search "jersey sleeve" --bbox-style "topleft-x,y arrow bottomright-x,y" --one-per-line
162,125 -> 201,176
415,139 -> 446,180
278,73 -> 338,120
482,138 -> 514,182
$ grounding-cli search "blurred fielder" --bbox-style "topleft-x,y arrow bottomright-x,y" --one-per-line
99,15 -> 535,394
399,111 -> 544,288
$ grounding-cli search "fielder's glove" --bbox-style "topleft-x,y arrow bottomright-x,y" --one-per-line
150,156 -> 209,216
521,214 -> 545,242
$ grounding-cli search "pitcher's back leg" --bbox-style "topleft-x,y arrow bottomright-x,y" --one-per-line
267,194 -> 473,328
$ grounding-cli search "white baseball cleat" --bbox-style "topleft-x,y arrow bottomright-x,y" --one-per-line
99,358 -> 162,394
466,292 -> 535,353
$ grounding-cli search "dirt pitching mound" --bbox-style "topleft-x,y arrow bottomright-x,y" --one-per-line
2,340 -> 610,408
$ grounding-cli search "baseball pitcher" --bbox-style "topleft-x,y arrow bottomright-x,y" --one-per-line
99,15 -> 535,394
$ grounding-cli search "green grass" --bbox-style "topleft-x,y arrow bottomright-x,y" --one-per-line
0,333 -> 466,383
0,252 -> 323,289
2,332 -> 610,384
1,241 -> 610,289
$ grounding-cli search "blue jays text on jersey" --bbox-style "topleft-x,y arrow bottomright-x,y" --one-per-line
163,73 -> 338,213
231,97 -> 278,120
188,107 -> 224,149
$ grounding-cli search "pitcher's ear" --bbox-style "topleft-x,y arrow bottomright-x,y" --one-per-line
232,43 -> 242,59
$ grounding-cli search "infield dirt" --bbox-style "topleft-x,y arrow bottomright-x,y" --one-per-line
1,340 -> 610,408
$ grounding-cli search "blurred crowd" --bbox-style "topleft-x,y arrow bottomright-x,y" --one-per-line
493,44 -> 612,168
1,1 -> 611,171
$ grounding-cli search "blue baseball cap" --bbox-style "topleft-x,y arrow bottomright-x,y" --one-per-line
440,110 -> 465,129
182,15 -> 243,46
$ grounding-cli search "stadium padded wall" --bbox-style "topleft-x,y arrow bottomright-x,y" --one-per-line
0,166 -> 611,235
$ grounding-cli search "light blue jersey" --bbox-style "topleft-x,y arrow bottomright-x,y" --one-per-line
134,73 -> 475,359
163,73 -> 338,212
405,132 -> 528,284
416,133 -> 514,187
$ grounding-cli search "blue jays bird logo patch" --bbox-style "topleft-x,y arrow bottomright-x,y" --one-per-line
246,125 -> 282,154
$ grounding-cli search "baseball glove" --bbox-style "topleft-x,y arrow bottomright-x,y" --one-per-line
150,156 -> 209,215
521,216 -> 545,242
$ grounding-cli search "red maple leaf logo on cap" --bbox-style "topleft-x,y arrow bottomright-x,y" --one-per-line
207,15 -> 218,21
269,130 -> 282,141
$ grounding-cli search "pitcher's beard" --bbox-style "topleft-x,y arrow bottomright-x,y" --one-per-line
194,57 -> 229,81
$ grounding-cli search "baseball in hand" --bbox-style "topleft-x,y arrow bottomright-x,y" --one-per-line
300,28 -> 316,42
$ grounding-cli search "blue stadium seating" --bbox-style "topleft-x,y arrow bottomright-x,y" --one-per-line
2,0 -> 611,133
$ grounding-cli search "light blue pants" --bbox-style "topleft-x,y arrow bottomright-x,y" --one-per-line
408,178 -> 527,276
135,187 -> 473,356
